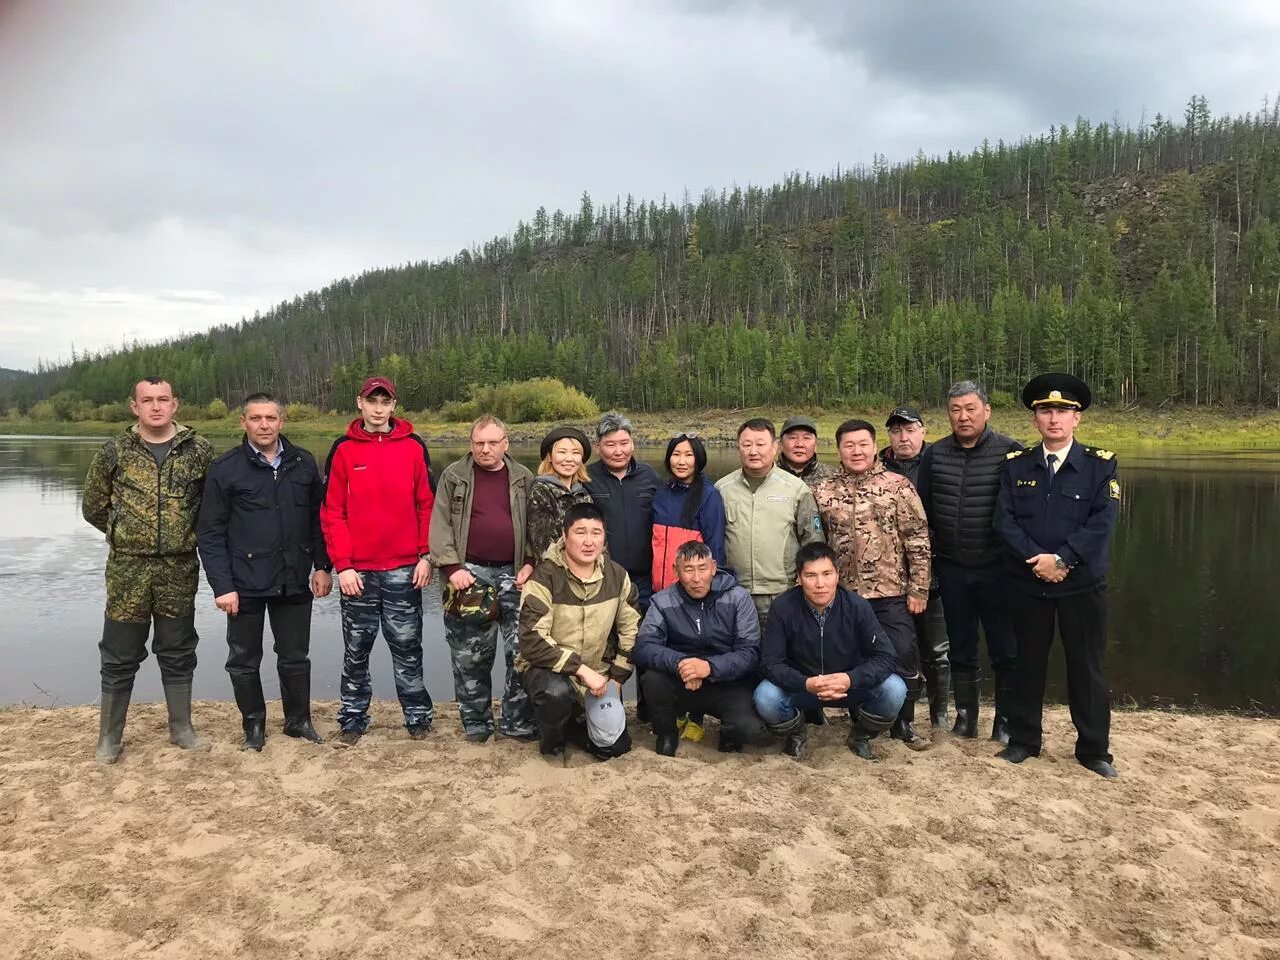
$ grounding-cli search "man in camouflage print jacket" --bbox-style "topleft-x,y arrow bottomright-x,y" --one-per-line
82,377 -> 215,763
813,418 -> 931,746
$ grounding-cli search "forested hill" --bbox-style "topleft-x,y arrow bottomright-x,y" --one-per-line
9,96 -> 1280,415
0,368 -> 28,383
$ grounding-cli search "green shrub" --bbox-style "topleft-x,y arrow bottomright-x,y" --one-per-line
28,401 -> 55,422
444,378 -> 599,423
989,389 -> 1016,409
95,402 -> 133,422
206,398 -> 230,419
283,402 -> 320,422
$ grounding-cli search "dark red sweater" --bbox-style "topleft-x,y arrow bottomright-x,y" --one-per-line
465,464 -> 515,566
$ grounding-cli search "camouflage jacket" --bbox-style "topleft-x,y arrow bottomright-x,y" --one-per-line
778,455 -> 838,492
813,460 -> 931,601
525,474 -> 594,562
82,424 -> 215,557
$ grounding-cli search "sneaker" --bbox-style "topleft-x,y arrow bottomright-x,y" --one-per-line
407,724 -> 431,741
332,729 -> 363,748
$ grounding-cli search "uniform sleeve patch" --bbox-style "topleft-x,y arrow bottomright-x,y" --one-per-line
1109,479 -> 1120,500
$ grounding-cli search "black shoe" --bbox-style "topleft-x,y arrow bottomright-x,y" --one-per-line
717,737 -> 743,754
1080,758 -> 1118,779
242,718 -> 266,752
407,724 -> 431,741
655,732 -> 679,757
997,743 -> 1033,764
283,718 -> 324,744
465,730 -> 493,744
332,729 -> 362,748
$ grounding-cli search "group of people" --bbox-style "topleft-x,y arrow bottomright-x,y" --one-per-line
82,371 -> 1120,779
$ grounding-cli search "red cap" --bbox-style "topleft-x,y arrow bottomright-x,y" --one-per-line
358,376 -> 396,400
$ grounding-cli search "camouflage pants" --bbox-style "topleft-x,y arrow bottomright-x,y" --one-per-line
442,563 -> 535,738
104,551 -> 199,622
338,565 -> 432,733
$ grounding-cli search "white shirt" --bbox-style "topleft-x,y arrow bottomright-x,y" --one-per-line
1043,438 -> 1073,473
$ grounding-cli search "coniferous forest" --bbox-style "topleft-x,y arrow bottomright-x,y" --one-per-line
7,96 -> 1280,414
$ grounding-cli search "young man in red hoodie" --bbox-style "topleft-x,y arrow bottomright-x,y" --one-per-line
321,377 -> 435,745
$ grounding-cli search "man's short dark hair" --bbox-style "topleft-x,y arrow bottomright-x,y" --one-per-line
674,541 -> 714,567
795,541 -> 838,576
835,418 -> 876,444
947,380 -> 990,405
242,392 -> 279,409
737,417 -> 776,439
563,502 -> 606,532
133,376 -> 173,399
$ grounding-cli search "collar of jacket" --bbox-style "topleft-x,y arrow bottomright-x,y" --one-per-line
675,569 -> 737,602
126,422 -> 196,449
546,539 -> 606,584
837,458 -> 887,485
463,453 -> 521,484
1025,441 -> 1085,473
239,433 -> 292,468
880,442 -> 927,465
779,455 -> 820,478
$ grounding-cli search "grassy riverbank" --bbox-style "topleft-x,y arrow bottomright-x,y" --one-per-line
5,405 -> 1280,450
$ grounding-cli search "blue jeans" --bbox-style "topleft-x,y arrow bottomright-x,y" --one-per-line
935,560 -> 1018,679
337,565 -> 431,733
753,674 -> 907,725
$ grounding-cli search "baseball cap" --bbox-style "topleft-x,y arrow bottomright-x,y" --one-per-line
583,688 -> 626,748
780,416 -> 818,436
886,406 -> 923,427
358,376 -> 397,400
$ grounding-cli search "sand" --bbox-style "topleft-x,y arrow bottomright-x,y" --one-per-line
1,700 -> 1277,960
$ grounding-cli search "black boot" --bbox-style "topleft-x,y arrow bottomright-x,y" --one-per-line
951,670 -> 981,739
230,673 -> 267,752
848,708 -> 894,760
95,688 -> 132,764
923,658 -> 953,731
655,732 -> 679,756
890,699 -> 926,748
766,710 -> 807,760
162,682 -> 210,752
991,673 -> 1016,744
280,670 -> 323,743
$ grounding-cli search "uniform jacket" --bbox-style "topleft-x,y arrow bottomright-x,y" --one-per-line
715,467 -> 824,596
994,442 -> 1119,597
429,453 -> 532,571
632,570 -> 758,682
321,418 -> 434,573
197,435 -> 331,598
585,458 -> 660,576
525,474 -> 594,562
82,423 -> 215,557
813,461 -> 931,601
650,479 -> 726,591
778,455 -> 837,491
918,426 -> 1023,567
516,541 -> 640,688
760,586 -> 899,694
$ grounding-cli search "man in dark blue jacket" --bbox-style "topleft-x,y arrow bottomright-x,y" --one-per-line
197,393 -> 333,750
753,542 -> 905,760
633,541 -> 767,756
994,373 -> 1120,779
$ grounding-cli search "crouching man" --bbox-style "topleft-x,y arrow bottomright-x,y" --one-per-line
516,503 -> 639,760
753,542 -> 906,760
633,541 -> 769,756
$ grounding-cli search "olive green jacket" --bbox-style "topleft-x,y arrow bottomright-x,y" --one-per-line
715,467 -> 824,596
82,424 -> 215,557
428,453 -> 533,569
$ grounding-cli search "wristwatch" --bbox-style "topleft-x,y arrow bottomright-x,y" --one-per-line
1053,554 -> 1068,570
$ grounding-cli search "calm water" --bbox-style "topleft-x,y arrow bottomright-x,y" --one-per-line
1,435 -> 1279,712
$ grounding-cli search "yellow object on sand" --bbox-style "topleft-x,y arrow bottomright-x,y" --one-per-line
676,715 -> 705,742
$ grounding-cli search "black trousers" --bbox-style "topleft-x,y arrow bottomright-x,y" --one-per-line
225,592 -> 313,679
639,672 -> 769,743
1006,585 -> 1111,764
520,667 -> 632,758
867,596 -> 922,685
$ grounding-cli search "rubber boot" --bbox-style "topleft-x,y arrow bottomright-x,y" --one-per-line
280,670 -> 324,743
848,707 -> 894,760
655,732 -> 679,756
951,670 -> 980,739
765,710 -> 807,759
230,673 -> 266,752
923,658 -> 953,732
991,673 -> 1016,744
95,689 -> 132,764
163,682 -> 210,752
891,674 -> 926,747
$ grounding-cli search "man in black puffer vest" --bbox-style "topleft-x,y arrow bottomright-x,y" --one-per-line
917,381 -> 1023,741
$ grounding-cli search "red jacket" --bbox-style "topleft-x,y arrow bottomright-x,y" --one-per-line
321,418 -> 433,573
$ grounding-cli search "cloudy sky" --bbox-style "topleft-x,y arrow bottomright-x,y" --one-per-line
1,0 -> 1276,370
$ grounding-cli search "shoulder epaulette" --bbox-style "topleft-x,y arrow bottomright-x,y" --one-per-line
1005,449 -> 1026,460
1085,446 -> 1116,461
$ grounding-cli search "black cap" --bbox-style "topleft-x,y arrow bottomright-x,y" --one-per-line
886,406 -> 923,428
539,426 -> 591,462
780,416 -> 818,436
1022,373 -> 1091,411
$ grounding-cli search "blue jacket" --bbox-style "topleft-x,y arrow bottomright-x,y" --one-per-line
632,570 -> 759,682
760,586 -> 898,694
650,478 -> 727,590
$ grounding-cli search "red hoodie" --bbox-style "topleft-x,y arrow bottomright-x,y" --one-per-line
321,418 -> 434,572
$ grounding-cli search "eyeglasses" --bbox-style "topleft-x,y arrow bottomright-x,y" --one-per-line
672,432 -> 699,441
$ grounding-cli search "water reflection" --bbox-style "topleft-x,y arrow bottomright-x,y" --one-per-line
1,435 -> 1278,713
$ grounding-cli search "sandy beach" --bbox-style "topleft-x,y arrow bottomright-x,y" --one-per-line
1,700 -> 1277,960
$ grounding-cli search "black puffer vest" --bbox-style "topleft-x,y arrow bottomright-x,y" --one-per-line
924,427 -> 1021,567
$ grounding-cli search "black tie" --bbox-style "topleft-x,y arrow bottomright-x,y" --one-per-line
1046,452 -> 1058,488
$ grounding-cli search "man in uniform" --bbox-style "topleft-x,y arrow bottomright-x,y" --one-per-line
777,416 -> 836,490
82,376 -> 215,763
994,373 -> 1120,779
814,419 -> 931,745
879,406 -> 951,730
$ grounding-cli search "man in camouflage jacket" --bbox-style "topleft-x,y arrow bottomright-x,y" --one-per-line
82,377 -> 215,763
813,418 -> 931,746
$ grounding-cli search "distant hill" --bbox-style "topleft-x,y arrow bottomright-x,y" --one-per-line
0,368 -> 28,383
7,94 -> 1280,414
